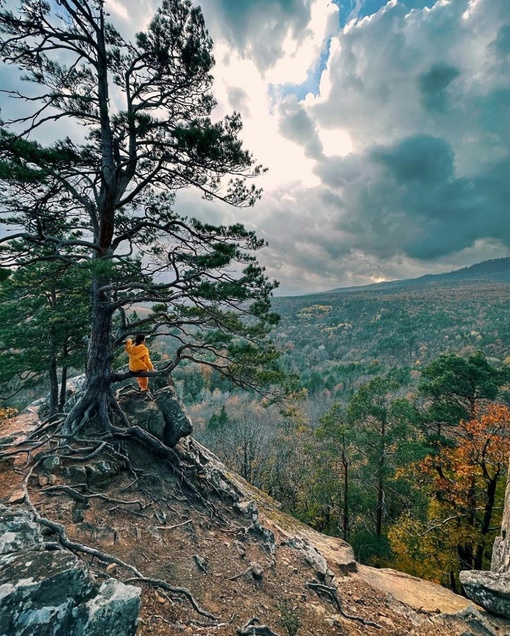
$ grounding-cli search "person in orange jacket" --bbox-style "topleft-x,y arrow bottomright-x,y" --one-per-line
125,334 -> 154,392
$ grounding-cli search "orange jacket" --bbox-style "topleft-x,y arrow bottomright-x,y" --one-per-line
125,339 -> 154,372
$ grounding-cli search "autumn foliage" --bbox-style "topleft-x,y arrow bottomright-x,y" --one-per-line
390,403 -> 510,587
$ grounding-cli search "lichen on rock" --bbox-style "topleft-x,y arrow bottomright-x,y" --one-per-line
0,505 -> 140,636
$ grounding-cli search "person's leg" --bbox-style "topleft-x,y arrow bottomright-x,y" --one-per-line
137,377 -> 149,391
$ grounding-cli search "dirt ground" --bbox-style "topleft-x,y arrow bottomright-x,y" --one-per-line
1,409 -> 508,636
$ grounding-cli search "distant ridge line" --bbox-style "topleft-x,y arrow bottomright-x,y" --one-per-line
321,257 -> 510,296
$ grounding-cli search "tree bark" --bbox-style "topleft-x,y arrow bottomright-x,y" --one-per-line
63,277 -> 115,436
475,475 -> 499,569
376,419 -> 386,538
59,365 -> 68,412
342,444 -> 349,541
48,355 -> 58,417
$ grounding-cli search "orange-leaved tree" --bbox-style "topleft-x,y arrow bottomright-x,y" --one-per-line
390,403 -> 510,589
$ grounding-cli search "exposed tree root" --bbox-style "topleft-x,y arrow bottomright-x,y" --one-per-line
0,404 -> 227,625
236,617 -> 281,636
13,458 -> 219,622
156,519 -> 193,531
306,580 -> 382,629
229,565 -> 254,581
108,423 -> 228,524
229,562 -> 263,582
41,484 -> 145,509
124,576 -> 218,621
189,616 -> 235,630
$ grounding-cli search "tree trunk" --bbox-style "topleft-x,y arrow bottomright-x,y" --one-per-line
376,472 -> 384,538
342,448 -> 349,541
63,277 -> 115,436
474,475 -> 499,569
59,339 -> 69,411
376,420 -> 386,538
48,355 -> 58,417
457,542 -> 474,571
59,365 -> 68,412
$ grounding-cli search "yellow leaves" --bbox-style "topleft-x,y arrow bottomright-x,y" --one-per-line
297,304 -> 332,321
388,511 -> 453,583
0,407 -> 17,433
0,407 -> 17,422
390,401 -> 510,583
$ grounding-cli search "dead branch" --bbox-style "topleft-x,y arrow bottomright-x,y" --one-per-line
229,565 -> 253,581
306,581 -> 382,629
124,576 -> 218,621
156,519 -> 192,531
189,616 -> 235,630
193,554 -> 208,573
107,506 -> 149,518
236,617 -> 281,636
41,484 -> 145,509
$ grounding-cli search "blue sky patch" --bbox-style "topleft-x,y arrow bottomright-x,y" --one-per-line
333,0 -> 438,27
277,39 -> 332,101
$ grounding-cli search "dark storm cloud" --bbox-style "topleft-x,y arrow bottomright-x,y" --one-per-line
278,96 -> 323,158
418,63 -> 460,113
371,135 -> 454,188
315,136 -> 510,262
199,0 -> 313,70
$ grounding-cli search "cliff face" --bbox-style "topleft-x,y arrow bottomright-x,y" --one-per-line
459,457 -> 510,620
0,505 -> 140,636
0,403 -> 509,636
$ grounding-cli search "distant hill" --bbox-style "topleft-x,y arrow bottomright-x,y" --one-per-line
270,258 -> 510,399
324,257 -> 510,294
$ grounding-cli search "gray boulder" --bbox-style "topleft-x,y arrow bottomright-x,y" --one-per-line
461,457 -> 510,620
117,384 -> 192,447
154,385 -> 193,446
491,456 -> 510,574
459,570 -> 510,620
283,536 -> 333,581
0,507 -> 44,554
0,505 -> 140,636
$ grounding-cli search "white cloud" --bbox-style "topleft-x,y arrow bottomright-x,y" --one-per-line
265,0 -> 339,85
2,0 -> 509,295
106,0 -> 130,21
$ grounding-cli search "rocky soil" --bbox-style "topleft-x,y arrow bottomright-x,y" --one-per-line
1,405 -> 509,636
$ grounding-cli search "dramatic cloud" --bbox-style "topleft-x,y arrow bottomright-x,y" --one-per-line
200,0 -> 314,71
263,0 -> 510,292
1,0 -> 509,294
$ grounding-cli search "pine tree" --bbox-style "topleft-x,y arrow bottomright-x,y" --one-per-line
0,0 -> 280,436
0,262 -> 89,414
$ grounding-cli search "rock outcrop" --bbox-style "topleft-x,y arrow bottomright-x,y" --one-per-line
459,571 -> 510,620
117,384 -> 193,447
53,375 -> 193,448
0,505 -> 140,636
460,456 -> 510,619
492,456 -> 510,575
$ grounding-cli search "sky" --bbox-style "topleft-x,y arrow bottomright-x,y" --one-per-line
2,0 -> 510,295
